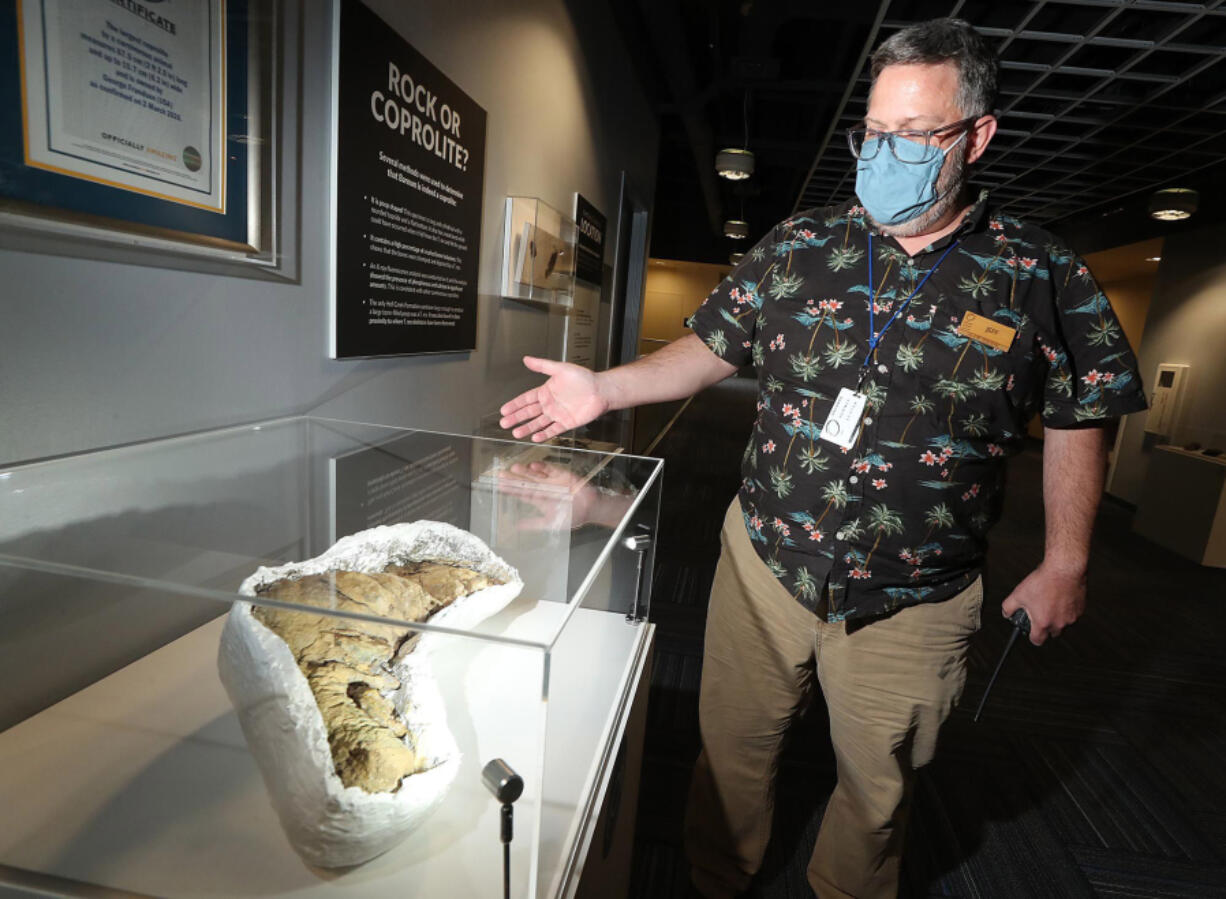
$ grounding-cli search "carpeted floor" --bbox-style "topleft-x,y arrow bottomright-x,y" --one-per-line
629,377 -> 1226,898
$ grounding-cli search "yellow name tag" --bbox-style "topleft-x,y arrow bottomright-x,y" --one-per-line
958,311 -> 1016,352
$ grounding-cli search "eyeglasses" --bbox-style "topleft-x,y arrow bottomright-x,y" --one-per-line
846,116 -> 978,164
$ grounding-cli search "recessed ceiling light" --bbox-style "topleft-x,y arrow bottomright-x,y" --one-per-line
730,252 -> 745,264
1149,188 -> 1198,221
1145,256 -> 1161,262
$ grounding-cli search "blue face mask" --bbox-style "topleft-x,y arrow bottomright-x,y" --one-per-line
854,131 -> 966,226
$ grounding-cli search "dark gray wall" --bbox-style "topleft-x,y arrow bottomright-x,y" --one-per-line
0,0 -> 658,466
0,1 -> 659,730
1108,221 -> 1226,505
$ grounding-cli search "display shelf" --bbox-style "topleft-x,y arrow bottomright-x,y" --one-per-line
0,416 -> 663,898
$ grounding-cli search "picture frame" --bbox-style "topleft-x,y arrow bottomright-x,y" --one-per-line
0,0 -> 293,278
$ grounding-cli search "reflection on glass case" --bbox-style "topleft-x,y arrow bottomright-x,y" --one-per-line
0,417 -> 662,898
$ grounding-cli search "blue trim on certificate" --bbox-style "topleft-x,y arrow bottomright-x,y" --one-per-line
0,0 -> 249,245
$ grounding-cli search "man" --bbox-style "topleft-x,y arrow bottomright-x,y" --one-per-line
500,18 -> 1145,898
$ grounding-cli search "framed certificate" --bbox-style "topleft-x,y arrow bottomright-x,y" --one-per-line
0,0 -> 286,271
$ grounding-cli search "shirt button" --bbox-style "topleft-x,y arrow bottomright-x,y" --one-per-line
849,475 -> 859,484
877,363 -> 888,374
863,417 -> 873,426
836,529 -> 847,540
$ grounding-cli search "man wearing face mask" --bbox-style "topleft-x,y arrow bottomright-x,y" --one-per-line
500,17 -> 1145,898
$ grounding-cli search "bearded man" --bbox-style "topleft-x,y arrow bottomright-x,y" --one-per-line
500,17 -> 1146,898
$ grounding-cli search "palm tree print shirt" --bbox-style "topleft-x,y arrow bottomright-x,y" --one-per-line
688,193 -> 1147,622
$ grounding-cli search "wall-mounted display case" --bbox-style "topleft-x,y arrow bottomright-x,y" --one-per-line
502,196 -> 578,306
0,416 -> 662,898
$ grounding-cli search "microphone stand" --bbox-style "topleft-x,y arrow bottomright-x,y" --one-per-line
482,759 -> 524,899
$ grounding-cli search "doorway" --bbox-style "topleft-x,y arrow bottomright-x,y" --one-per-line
605,172 -> 651,370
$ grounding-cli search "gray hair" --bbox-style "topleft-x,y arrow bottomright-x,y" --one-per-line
870,18 -> 998,118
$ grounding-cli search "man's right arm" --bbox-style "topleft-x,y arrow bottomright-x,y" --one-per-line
499,333 -> 738,442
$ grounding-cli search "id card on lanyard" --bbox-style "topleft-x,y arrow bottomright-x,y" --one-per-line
821,388 -> 868,450
818,233 -> 961,450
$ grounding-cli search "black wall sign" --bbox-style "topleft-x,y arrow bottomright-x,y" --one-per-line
574,193 -> 606,286
332,0 -> 487,358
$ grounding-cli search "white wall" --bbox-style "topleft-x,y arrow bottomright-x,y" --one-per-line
0,0 -> 658,466
1108,221 -> 1226,505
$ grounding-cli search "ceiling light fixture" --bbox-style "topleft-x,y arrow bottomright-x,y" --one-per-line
724,219 -> 750,239
730,252 -> 745,264
716,91 -> 755,181
716,148 -> 754,180
1148,188 -> 1198,221
1145,256 -> 1162,262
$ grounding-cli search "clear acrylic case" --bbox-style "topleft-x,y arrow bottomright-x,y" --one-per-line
0,416 -> 661,898
500,197 -> 578,306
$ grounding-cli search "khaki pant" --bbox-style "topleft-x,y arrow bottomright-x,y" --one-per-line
685,498 -> 982,899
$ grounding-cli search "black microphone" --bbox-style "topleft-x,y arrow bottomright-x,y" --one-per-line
482,758 -> 524,806
483,758 -> 523,899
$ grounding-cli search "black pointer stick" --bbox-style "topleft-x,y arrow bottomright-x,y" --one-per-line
973,608 -> 1031,723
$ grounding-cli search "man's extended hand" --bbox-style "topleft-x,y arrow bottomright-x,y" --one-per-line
1000,561 -> 1087,646
498,335 -> 739,442
499,356 -> 608,442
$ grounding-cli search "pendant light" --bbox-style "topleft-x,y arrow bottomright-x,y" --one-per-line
1148,188 -> 1198,221
723,220 -> 750,239
716,148 -> 754,181
724,195 -> 750,240
716,91 -> 755,181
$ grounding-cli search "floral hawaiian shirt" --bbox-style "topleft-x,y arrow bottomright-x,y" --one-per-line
688,191 -> 1147,622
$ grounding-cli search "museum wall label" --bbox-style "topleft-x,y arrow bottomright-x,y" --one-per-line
574,193 -> 606,287
330,0 -> 487,359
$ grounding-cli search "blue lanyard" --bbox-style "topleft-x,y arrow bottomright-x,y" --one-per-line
863,232 -> 961,373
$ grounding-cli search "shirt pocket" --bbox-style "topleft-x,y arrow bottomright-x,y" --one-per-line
897,290 -> 1038,446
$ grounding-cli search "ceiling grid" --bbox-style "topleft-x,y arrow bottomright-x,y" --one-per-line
794,0 -> 1226,226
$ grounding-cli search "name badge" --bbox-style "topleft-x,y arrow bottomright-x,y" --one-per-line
958,310 -> 1016,352
820,388 -> 867,450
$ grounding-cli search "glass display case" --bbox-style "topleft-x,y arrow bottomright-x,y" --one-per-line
0,416 -> 662,898
501,196 -> 578,306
